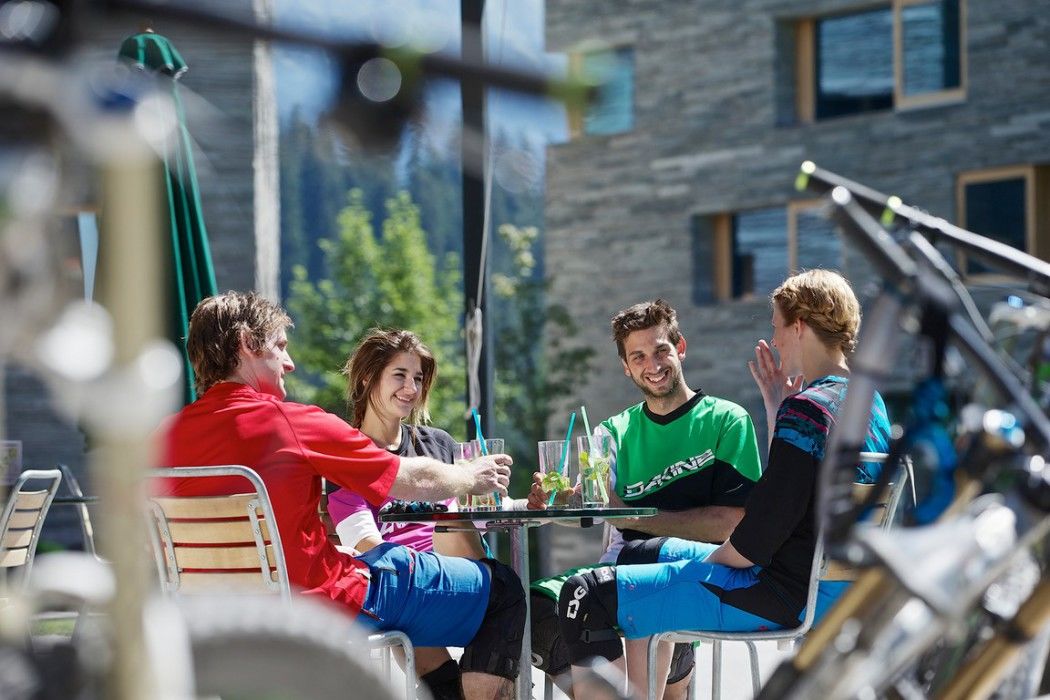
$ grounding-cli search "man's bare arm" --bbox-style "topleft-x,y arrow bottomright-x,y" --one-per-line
388,454 -> 511,502
610,504 -> 744,543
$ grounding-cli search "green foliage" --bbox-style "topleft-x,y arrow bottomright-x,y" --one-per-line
285,190 -> 465,435
490,223 -> 595,488
279,121 -> 593,496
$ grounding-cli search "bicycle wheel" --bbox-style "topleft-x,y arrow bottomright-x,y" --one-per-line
176,596 -> 404,700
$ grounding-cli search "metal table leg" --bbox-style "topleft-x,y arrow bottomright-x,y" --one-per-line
511,523 -> 532,700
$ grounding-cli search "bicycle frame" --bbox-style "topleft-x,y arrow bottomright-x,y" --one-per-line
759,169 -> 1050,700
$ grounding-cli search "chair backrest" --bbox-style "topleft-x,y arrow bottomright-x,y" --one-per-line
147,466 -> 290,600
0,469 -> 63,585
824,453 -> 913,580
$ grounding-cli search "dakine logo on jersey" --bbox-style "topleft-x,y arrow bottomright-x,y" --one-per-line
622,450 -> 715,498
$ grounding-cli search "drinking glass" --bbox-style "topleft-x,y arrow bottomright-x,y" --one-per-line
466,438 -> 504,511
537,439 -> 573,505
576,434 -> 612,508
453,442 -> 475,509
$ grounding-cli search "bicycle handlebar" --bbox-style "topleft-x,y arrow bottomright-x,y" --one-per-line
800,162 -> 1050,296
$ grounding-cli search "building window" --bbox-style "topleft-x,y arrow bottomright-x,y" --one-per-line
694,205 -> 851,304
733,208 -> 789,298
957,166 -> 1050,275
792,0 -> 965,122
569,47 -> 634,137
790,201 -> 845,273
896,0 -> 964,107
816,8 -> 894,120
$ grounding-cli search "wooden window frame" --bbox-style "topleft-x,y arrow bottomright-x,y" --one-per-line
566,44 -> 635,139
893,0 -> 968,110
956,165 -> 1040,275
794,0 -> 966,123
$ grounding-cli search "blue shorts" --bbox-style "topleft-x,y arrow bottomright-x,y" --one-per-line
614,538 -> 850,638
356,543 -> 491,647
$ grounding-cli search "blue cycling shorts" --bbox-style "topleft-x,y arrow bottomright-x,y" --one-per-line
356,543 -> 491,647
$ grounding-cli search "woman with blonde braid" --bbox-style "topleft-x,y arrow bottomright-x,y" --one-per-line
555,270 -> 891,696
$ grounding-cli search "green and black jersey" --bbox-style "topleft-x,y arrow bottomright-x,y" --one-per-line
602,390 -> 762,546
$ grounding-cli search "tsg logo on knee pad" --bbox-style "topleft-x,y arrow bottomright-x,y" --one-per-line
557,569 -> 622,664
566,584 -> 587,619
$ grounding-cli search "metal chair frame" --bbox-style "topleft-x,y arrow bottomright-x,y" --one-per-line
0,469 -> 63,589
147,465 -> 415,698
645,453 -> 914,700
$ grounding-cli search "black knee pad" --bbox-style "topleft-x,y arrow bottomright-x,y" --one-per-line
460,559 -> 525,680
667,642 -> 696,684
616,537 -> 669,565
558,567 -> 623,665
529,591 -> 571,676
420,659 -> 464,700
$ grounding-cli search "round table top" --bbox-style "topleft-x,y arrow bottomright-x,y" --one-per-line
379,506 -> 655,524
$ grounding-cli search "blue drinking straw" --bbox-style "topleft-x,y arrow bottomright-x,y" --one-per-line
548,411 -> 577,506
471,408 -> 489,455
471,408 -> 501,506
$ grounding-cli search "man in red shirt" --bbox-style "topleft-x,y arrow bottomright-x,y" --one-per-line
159,292 -> 523,700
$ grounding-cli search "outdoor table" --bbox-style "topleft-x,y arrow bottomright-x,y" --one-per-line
52,495 -> 99,505
381,506 -> 656,700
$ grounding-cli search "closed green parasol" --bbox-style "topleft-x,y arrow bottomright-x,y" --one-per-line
118,30 -> 217,404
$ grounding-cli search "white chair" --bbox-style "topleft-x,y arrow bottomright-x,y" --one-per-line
147,465 -> 416,698
0,469 -> 63,590
645,453 -> 913,700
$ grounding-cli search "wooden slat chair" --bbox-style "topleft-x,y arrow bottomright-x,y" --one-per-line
148,465 -> 290,599
644,453 -> 914,700
148,466 -> 416,698
0,469 -> 63,590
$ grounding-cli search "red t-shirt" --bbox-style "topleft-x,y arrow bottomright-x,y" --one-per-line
157,382 -> 400,615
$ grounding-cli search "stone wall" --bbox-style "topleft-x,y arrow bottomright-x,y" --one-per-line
543,0 -> 1050,572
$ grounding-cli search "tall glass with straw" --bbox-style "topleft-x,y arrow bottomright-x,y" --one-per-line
544,412 -> 576,507
577,405 -> 610,507
471,408 -> 502,510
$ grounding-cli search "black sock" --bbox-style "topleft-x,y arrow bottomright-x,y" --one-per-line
421,659 -> 464,700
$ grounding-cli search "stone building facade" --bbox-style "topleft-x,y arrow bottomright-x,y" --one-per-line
2,0 -> 279,547
540,0 -> 1050,572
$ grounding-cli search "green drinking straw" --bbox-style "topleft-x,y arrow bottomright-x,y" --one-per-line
580,405 -> 594,450
548,411 -> 576,506
471,408 -> 501,507
580,405 -> 609,502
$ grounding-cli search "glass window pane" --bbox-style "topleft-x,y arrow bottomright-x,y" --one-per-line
964,177 -> 1027,274
816,9 -> 893,119
583,48 -> 634,135
733,208 -> 788,298
796,208 -> 843,272
902,0 -> 961,96
691,215 -> 716,305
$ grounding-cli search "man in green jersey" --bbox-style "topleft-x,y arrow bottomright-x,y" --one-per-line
528,299 -> 762,697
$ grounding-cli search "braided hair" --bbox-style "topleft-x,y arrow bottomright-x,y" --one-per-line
772,270 -> 860,354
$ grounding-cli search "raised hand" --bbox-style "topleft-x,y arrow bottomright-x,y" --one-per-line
748,339 -> 804,412
748,339 -> 804,444
468,453 -> 512,496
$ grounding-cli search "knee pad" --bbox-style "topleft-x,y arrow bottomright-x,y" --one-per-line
460,559 -> 525,680
616,537 -> 669,565
529,591 -> 571,675
420,659 -> 464,700
558,567 -> 623,665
